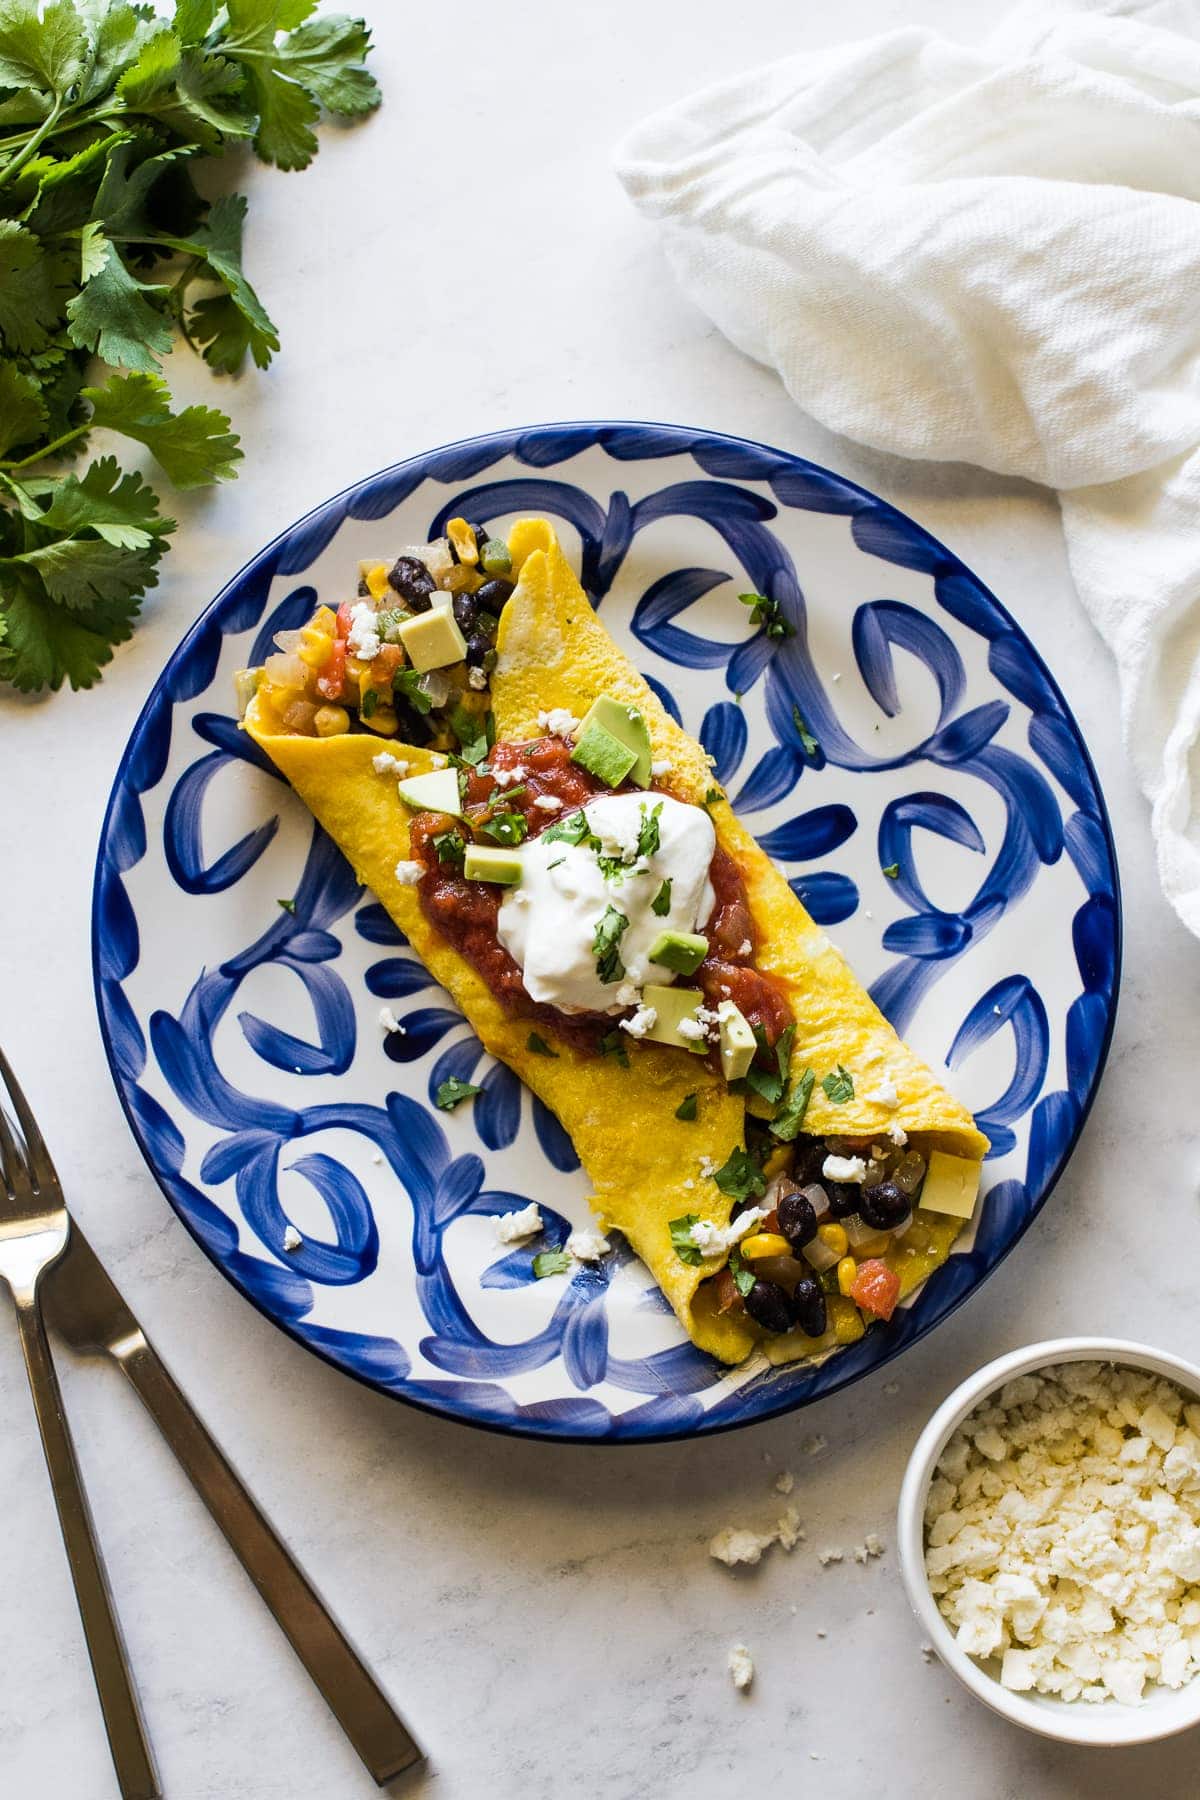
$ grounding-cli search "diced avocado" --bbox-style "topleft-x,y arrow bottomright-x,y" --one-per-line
648,930 -> 709,976
397,604 -> 468,672
716,1000 -> 756,1083
918,1150 -> 981,1221
570,719 -> 639,788
575,695 -> 652,787
397,769 -> 462,815
641,984 -> 707,1054
463,844 -> 522,885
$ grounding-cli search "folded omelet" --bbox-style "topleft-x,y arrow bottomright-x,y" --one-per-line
245,519 -> 986,1364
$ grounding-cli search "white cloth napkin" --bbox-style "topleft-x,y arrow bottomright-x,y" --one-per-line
615,0 -> 1200,936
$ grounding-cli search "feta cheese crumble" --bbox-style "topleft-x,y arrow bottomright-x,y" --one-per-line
864,1075 -> 900,1109
687,1207 -> 767,1259
393,860 -> 424,886
468,667 -> 488,690
822,1154 -> 867,1184
925,1362 -> 1200,1705
537,707 -> 579,739
709,1506 -> 805,1568
346,600 -> 381,662
378,1006 -> 404,1033
620,1005 -> 658,1039
494,1203 -> 543,1244
533,794 -> 564,812
565,1227 -> 612,1262
651,759 -> 672,778
282,1225 -> 302,1253
372,752 -> 410,776
492,763 -> 526,788
728,1645 -> 754,1692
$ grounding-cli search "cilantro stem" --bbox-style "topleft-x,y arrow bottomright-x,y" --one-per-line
0,96 -> 65,190
0,422 -> 92,472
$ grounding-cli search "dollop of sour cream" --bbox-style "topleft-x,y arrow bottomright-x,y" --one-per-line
496,792 -> 716,1014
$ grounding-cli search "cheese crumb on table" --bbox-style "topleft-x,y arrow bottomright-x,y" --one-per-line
709,1506 -> 805,1568
925,1362 -> 1200,1705
774,1470 -> 795,1496
494,1203 -> 543,1244
565,1226 -> 611,1262
728,1644 -> 754,1691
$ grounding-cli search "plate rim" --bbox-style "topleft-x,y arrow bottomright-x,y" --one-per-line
91,417 -> 1123,1445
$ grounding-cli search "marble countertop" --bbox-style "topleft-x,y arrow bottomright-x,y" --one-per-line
4,3 -> 1199,1796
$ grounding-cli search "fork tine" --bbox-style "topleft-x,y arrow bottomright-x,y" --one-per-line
0,1045 -> 56,1192
0,1100 -> 32,1202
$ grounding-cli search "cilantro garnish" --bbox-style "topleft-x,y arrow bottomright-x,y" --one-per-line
431,829 -> 466,870
276,897 -> 296,914
532,1250 -> 572,1279
0,5 -> 380,693
393,668 -> 433,715
739,1024 -> 796,1109
713,1147 -> 767,1203
792,705 -> 820,758
770,1068 -> 815,1142
542,809 -> 600,849
728,1250 -> 756,1297
669,1214 -> 703,1267
652,878 -> 672,917
481,811 -> 528,848
704,787 -> 722,805
449,703 -> 489,765
821,1064 -> 855,1104
882,862 -> 900,879
360,687 -> 378,719
526,1032 -> 559,1057
435,1076 -> 483,1111
598,1030 -> 630,1068
591,905 -> 629,985
675,1092 -> 698,1122
738,591 -> 794,641
636,801 -> 663,860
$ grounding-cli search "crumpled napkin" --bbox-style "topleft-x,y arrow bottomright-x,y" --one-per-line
615,0 -> 1200,935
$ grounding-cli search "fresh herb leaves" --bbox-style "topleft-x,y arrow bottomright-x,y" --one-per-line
532,1249 -> 572,1279
542,808 -> 599,850
598,1029 -> 629,1068
728,1250 -> 756,1297
635,801 -> 662,859
738,590 -> 794,640
739,1023 -> 796,1108
449,701 -> 489,765
393,667 -> 433,714
480,810 -> 527,848
526,1031 -> 559,1057
651,878 -> 672,917
674,1092 -> 698,1121
713,1147 -> 767,1203
821,1064 -> 855,1104
431,829 -> 466,870
882,862 -> 900,879
276,897 -> 296,914
591,904 -> 629,985
0,1 -> 381,692
770,1067 -> 815,1142
435,1076 -> 482,1111
669,1214 -> 703,1267
792,705 -> 820,758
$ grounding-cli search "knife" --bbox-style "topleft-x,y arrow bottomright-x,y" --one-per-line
42,1220 -> 424,1787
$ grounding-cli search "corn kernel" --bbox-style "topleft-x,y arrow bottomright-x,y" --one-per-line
739,1232 -> 792,1262
826,1295 -> 866,1344
836,1255 -> 858,1297
310,605 -> 337,635
362,708 -> 399,737
365,563 -> 390,601
314,704 -> 350,737
297,627 -> 334,670
446,516 -> 479,565
762,1144 -> 794,1181
818,1221 -> 848,1258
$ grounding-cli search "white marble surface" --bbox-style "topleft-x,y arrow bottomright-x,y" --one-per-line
3,4 -> 1199,1796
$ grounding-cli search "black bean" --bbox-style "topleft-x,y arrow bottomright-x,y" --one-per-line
743,1278 -> 793,1335
392,698 -> 433,745
790,1275 -> 828,1339
452,593 -> 479,633
388,556 -> 436,609
465,632 -> 493,668
826,1182 -> 861,1219
356,578 -> 370,597
790,1137 -> 828,1185
474,523 -> 492,557
858,1179 -> 911,1231
474,578 -> 514,611
776,1189 -> 817,1251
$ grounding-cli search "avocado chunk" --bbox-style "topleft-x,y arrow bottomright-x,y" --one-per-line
397,769 -> 462,815
716,1000 -> 756,1083
641,984 -> 707,1054
397,603 -> 468,672
463,844 -> 522,886
917,1150 -> 980,1220
570,719 -> 639,788
574,695 -> 653,787
648,929 -> 709,976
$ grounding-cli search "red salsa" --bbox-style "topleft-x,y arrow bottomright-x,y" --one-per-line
410,736 -> 793,1061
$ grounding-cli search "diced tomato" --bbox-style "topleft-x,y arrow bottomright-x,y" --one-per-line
850,1258 -> 901,1321
336,600 -> 355,639
710,1267 -> 743,1315
758,1208 -> 781,1236
316,639 -> 347,699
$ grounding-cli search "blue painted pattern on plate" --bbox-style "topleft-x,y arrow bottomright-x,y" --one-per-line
92,422 -> 1120,1442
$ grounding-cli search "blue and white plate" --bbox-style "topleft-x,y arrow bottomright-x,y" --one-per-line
93,423 -> 1120,1443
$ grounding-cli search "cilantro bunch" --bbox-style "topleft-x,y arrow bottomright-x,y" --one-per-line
0,0 -> 379,692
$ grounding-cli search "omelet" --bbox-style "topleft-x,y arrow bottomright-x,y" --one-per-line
244,519 -> 986,1365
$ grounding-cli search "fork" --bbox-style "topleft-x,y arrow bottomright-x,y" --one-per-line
0,1047 -> 159,1799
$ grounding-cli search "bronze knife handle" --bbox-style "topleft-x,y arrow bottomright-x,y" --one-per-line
111,1329 -> 423,1786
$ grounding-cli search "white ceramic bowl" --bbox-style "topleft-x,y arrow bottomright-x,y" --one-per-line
897,1337 -> 1200,1746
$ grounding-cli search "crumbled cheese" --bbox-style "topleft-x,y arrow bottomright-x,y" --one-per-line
614,980 -> 641,1009
372,752 -> 410,776
887,1122 -> 908,1146
566,1226 -> 612,1261
688,1207 -> 767,1258
925,1362 -> 1200,1705
818,1548 -> 845,1566
492,764 -> 526,788
378,1006 -> 404,1033
853,1535 -> 885,1564
822,1154 -> 867,1184
710,1507 -> 805,1568
393,860 -> 424,886
776,1505 -> 804,1551
865,1075 -> 900,1109
534,794 -> 564,812
537,707 -> 579,739
468,667 -> 488,690
495,1203 -> 543,1244
738,938 -> 752,956
698,1155 -> 718,1179
728,1645 -> 754,1692
651,759 -> 672,778
371,1151 -> 383,1165
282,1225 -> 302,1252
346,600 -> 381,662
620,1005 -> 658,1039
775,1471 -> 795,1496
676,1016 -> 707,1042
803,1434 -> 827,1457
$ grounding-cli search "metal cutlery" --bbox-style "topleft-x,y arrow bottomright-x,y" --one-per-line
0,1048 -> 425,1791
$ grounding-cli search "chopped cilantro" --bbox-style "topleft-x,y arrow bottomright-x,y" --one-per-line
592,905 -> 629,985
598,1030 -> 630,1068
705,787 -> 722,805
481,811 -> 528,848
276,897 -> 296,915
431,830 -> 466,870
532,1250 -> 572,1279
770,1067 -> 815,1142
435,1077 -> 483,1111
492,784 -> 526,803
542,809 -> 599,850
669,1214 -> 703,1267
738,591 -> 794,641
792,706 -> 820,758
485,709 -> 497,750
393,668 -> 433,715
360,687 -> 378,719
449,702 -> 489,765
652,878 -> 673,917
740,1024 -> 796,1108
821,1064 -> 855,1104
526,1032 -> 559,1058
636,801 -> 663,859
547,857 -> 565,871
882,862 -> 900,879
728,1250 -> 756,1297
675,1092 -> 698,1122
713,1147 -> 767,1203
